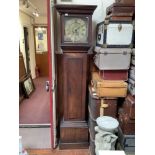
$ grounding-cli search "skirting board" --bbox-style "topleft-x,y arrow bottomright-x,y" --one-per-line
19,127 -> 51,149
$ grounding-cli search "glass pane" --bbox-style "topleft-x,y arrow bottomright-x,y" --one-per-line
35,27 -> 48,53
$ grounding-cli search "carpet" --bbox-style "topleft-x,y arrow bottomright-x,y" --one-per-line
19,77 -> 50,124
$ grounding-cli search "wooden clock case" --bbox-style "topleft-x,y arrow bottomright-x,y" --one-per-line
55,4 -> 96,149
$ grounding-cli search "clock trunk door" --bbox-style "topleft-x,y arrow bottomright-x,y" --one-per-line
63,53 -> 87,121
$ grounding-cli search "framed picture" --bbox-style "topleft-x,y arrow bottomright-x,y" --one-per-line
23,74 -> 35,98
34,26 -> 48,53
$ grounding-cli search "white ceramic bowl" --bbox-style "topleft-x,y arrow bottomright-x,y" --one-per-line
96,116 -> 119,132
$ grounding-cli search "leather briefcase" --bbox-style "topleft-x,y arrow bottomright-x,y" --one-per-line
91,72 -> 127,98
123,94 -> 135,119
99,70 -> 128,81
89,86 -> 117,119
118,112 -> 135,134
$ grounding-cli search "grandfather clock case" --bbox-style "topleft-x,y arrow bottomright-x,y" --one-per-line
55,5 -> 96,149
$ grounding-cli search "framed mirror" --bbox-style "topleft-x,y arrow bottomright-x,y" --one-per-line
34,26 -> 48,53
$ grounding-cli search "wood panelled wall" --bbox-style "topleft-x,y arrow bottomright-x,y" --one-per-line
35,52 -> 49,77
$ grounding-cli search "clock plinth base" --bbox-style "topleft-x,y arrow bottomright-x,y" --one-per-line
59,141 -> 89,149
59,120 -> 89,149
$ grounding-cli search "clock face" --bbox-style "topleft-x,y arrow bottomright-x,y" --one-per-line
64,17 -> 89,43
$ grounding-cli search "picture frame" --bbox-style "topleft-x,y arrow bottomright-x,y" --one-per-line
22,74 -> 35,98
34,26 -> 48,53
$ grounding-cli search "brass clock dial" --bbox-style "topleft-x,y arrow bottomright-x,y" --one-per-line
64,17 -> 88,43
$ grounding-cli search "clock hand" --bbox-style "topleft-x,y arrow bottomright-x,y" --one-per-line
76,24 -> 85,30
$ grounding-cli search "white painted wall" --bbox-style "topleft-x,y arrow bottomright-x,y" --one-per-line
56,0 -> 115,50
19,11 -> 36,79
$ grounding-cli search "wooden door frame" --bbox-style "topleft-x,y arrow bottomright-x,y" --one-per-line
33,25 -> 48,77
23,26 -> 31,74
47,0 -> 55,149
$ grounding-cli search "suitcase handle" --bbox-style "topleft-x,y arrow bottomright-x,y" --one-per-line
123,51 -> 127,55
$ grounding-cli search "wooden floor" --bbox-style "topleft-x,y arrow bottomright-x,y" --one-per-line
27,149 -> 90,155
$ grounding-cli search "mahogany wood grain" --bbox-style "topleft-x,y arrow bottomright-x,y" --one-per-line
57,53 -> 89,148
63,53 -> 87,121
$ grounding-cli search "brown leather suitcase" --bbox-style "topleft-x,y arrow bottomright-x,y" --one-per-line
123,94 -> 135,119
91,72 -> 128,98
89,86 -> 117,119
99,70 -> 128,81
116,0 -> 135,5
105,15 -> 133,22
106,3 -> 135,16
118,112 -> 135,134
105,7 -> 134,21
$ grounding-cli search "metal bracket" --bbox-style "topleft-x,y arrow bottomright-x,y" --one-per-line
104,20 -> 109,25
100,99 -> 109,116
123,51 -> 127,55
118,24 -> 122,32
102,44 -> 107,48
51,79 -> 56,92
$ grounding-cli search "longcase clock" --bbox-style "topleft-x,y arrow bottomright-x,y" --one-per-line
55,4 -> 96,149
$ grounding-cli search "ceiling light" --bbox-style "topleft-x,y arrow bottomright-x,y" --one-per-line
32,11 -> 39,17
35,12 -> 39,17
22,0 -> 40,17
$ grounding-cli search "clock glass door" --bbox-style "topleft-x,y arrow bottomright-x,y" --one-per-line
64,16 -> 89,43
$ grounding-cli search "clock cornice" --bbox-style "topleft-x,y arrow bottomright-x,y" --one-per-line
55,4 -> 97,15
